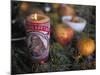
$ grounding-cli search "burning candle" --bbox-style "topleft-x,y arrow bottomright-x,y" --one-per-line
26,13 -> 50,63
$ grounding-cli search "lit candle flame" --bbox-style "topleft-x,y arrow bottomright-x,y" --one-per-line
34,13 -> 37,20
31,13 -> 37,20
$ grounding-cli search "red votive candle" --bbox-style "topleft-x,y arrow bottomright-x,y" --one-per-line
26,13 -> 50,63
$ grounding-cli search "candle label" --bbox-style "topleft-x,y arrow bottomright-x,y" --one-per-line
26,20 -> 50,62
26,22 -> 50,32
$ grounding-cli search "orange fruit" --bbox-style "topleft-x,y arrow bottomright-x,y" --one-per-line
77,38 -> 95,56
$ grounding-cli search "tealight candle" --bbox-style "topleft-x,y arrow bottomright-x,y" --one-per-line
26,13 -> 50,63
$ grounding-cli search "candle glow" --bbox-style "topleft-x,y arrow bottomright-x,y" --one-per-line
31,13 -> 37,20
34,13 -> 37,20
